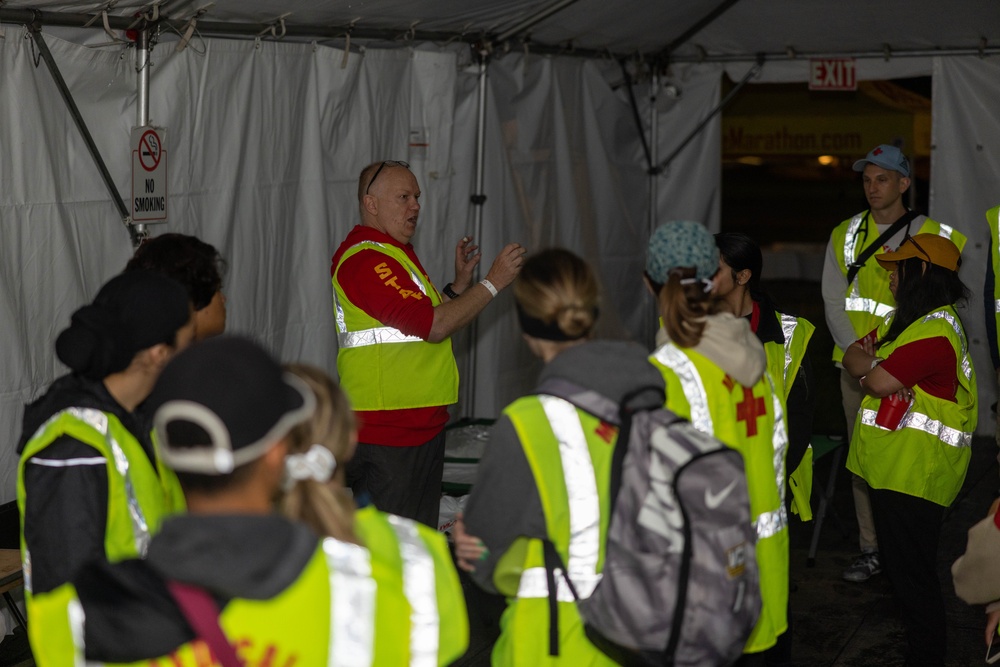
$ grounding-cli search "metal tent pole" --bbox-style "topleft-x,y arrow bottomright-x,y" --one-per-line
647,70 -> 659,345
463,50 -> 490,417
2,8 -> 997,63
134,28 -> 151,241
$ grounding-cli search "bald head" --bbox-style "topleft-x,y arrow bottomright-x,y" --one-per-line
357,161 -> 421,244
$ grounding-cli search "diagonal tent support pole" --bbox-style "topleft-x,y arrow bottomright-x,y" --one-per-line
654,56 -> 762,173
27,23 -> 139,247
654,0 -> 746,63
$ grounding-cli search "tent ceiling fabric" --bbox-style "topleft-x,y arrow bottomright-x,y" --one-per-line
4,0 -> 998,58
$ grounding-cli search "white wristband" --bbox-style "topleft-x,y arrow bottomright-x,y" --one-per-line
479,278 -> 498,298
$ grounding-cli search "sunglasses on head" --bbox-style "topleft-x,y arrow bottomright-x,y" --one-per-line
365,160 -> 410,195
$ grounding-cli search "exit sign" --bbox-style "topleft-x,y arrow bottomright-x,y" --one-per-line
809,58 -> 857,91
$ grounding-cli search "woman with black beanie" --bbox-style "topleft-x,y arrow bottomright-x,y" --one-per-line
16,270 -> 194,621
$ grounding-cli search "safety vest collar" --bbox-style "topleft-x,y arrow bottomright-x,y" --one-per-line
842,212 -> 867,290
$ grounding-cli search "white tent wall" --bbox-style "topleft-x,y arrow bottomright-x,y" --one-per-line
1,33 -> 138,502
931,55 -> 1000,440
1,33 -> 710,500
0,35 -> 466,502
450,53 -> 669,418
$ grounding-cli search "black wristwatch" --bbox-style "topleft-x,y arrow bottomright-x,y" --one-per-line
443,283 -> 461,299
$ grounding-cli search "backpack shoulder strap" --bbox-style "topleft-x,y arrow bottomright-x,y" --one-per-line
166,580 -> 242,667
846,210 -> 920,284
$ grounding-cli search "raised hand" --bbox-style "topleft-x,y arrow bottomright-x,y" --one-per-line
453,236 -> 482,291
484,242 -> 527,291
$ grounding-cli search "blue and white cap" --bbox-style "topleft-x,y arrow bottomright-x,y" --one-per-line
852,144 -> 910,177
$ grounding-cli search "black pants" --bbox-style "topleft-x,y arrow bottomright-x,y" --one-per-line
869,487 -> 946,667
346,430 -> 446,528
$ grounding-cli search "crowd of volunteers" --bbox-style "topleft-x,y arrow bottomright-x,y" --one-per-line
14,152 -> 999,666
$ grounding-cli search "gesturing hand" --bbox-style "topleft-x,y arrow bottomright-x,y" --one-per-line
485,242 -> 527,291
453,236 -> 482,291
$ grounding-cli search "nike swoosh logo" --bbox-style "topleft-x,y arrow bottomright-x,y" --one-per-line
705,479 -> 739,509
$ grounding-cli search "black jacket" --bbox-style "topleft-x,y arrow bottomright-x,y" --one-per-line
18,374 -> 156,594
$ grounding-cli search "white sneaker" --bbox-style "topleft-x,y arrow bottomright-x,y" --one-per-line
842,551 -> 881,582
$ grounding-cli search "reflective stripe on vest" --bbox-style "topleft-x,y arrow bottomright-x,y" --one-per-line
655,345 -> 787,541
386,514 -> 439,667
841,213 -> 893,316
516,567 -> 578,602
651,344 -> 713,433
859,408 -> 972,448
68,597 -> 86,666
995,299 -> 1000,314
333,240 -> 431,349
68,408 -> 151,558
841,218 -> 956,317
845,297 -> 894,317
857,308 -> 974,450
338,327 -> 423,349
922,310 -> 973,381
759,380 -> 789,540
515,396 -> 603,601
323,537 -> 376,666
779,314 -> 798,386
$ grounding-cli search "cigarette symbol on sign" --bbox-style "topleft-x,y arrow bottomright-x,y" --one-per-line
139,130 -> 162,171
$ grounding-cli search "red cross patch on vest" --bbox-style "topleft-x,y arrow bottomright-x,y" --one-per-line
736,387 -> 766,437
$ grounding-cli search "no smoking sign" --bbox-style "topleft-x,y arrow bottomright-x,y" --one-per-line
131,126 -> 168,222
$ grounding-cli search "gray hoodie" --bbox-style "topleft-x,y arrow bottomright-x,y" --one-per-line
654,311 -> 767,387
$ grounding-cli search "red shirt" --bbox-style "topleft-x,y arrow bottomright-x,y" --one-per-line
332,225 -> 450,446
861,327 -> 958,402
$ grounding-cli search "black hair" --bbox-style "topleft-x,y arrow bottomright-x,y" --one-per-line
55,271 -> 191,380
715,232 -> 762,292
126,233 -> 225,310
879,257 -> 970,347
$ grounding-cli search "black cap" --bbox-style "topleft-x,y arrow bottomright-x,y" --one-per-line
148,336 -> 315,475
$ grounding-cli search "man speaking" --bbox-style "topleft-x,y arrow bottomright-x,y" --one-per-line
332,160 -> 524,526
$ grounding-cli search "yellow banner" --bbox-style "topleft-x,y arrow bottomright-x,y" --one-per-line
722,115 -> 915,157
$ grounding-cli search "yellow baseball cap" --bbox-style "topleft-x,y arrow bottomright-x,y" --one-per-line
876,233 -> 960,272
